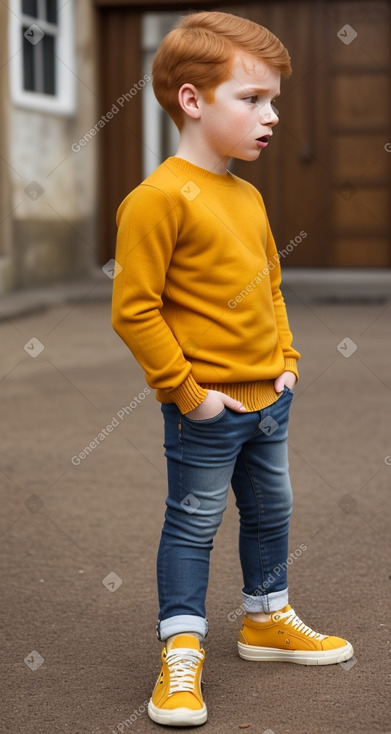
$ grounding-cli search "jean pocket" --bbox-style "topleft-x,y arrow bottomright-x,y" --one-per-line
183,407 -> 227,425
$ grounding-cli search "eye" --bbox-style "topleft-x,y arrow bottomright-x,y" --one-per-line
244,95 -> 258,104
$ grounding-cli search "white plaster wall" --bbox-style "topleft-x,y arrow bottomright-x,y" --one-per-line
10,109 -> 96,220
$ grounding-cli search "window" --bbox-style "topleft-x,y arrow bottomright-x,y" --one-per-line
142,13 -> 180,178
9,0 -> 76,115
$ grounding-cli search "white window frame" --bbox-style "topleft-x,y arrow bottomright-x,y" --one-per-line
9,0 -> 76,116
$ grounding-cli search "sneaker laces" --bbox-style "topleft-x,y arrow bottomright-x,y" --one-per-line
166,648 -> 203,696
279,607 -> 326,640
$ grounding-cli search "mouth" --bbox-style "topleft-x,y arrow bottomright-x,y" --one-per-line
255,134 -> 271,148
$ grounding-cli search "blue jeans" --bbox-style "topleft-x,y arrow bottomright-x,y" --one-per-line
156,387 -> 294,641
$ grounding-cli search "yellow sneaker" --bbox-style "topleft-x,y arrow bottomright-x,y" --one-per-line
238,604 -> 354,665
148,634 -> 207,726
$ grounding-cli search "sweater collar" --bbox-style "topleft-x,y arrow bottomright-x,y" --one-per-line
165,157 -> 237,186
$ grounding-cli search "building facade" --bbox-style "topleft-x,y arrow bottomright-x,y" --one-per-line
1,0 -> 390,294
1,0 -> 97,292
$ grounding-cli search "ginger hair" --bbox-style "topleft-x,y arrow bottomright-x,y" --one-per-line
152,11 -> 291,129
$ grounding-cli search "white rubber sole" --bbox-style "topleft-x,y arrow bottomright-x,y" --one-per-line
238,641 -> 354,666
147,699 -> 207,726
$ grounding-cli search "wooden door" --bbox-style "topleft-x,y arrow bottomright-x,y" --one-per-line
328,1 -> 391,266
95,1 -> 391,267
233,1 -> 391,266
94,5 -> 143,266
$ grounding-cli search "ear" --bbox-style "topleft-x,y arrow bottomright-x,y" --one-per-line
177,83 -> 201,121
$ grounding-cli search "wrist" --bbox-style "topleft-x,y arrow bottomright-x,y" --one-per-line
163,374 -> 208,414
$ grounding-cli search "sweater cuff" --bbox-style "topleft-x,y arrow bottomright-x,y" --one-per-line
284,358 -> 299,382
165,373 -> 209,414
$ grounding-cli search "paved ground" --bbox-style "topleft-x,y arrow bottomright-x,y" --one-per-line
1,281 -> 390,734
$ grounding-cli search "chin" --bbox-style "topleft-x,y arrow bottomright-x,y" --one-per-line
235,150 -> 262,162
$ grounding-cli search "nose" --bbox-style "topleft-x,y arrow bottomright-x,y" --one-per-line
258,102 -> 279,126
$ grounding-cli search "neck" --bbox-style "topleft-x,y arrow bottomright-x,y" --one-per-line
175,132 -> 230,175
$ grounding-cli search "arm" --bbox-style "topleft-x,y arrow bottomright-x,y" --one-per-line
111,186 -> 208,413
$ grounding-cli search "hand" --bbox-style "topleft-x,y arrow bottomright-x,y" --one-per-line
274,370 -> 297,393
185,389 -> 247,420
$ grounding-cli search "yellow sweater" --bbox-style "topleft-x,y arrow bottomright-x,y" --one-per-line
112,156 -> 300,414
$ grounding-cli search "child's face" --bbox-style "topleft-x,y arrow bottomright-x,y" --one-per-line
197,52 -> 280,162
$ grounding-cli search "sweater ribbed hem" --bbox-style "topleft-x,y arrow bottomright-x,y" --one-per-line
158,379 -> 283,413
198,381 -> 281,412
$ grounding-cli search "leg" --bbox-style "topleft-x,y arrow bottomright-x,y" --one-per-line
150,404 -> 242,727
231,387 -> 294,614
231,389 -> 354,664
157,403 -> 240,641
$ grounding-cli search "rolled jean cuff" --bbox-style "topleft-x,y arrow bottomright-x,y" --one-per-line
242,587 -> 288,614
157,615 -> 208,642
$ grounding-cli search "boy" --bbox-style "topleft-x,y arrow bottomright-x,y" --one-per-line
112,11 -> 353,727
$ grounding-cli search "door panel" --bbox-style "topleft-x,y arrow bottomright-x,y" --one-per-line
334,135 -> 388,181
334,189 -> 389,231
333,75 -> 390,129
334,238 -> 389,266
